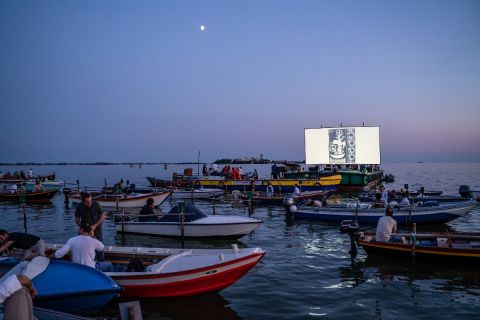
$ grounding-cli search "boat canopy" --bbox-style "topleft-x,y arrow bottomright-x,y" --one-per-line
159,204 -> 207,222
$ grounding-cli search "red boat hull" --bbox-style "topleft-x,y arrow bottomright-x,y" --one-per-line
112,252 -> 264,298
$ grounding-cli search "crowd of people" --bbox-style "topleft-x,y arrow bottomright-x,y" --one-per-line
202,164 -> 258,180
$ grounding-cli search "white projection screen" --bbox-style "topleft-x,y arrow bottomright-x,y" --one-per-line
305,126 -> 380,165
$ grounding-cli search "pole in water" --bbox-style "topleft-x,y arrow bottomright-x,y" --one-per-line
23,204 -> 27,234
212,195 -> 216,215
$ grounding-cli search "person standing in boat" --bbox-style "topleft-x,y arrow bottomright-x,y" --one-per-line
379,185 -> 388,204
75,192 -> 106,260
138,198 -> 156,222
375,207 -> 397,242
27,168 -> 33,179
292,184 -> 301,197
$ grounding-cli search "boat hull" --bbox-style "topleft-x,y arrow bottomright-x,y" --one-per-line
70,191 -> 171,208
359,233 -> 480,263
110,252 -> 265,298
0,259 -> 121,315
292,201 -> 477,224
0,189 -> 58,203
116,220 -> 261,238
171,189 -> 224,200
194,175 -> 342,192
242,190 -> 327,206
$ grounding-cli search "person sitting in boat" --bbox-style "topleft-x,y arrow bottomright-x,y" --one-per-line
374,207 -> 397,242
138,198 -> 156,222
398,193 -> 411,206
379,185 -> 388,204
371,193 -> 386,208
52,223 -> 113,272
0,230 -> 46,259
0,273 -> 36,319
388,189 -> 397,199
112,179 -> 124,194
10,183 -> 18,194
266,182 -> 274,198
202,164 -> 208,176
33,180 -> 43,192
305,199 -> 324,207
292,184 -> 301,197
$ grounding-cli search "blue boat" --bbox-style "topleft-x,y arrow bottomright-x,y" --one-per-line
0,258 -> 121,315
287,201 -> 478,224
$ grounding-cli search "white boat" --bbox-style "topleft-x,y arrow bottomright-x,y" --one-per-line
47,243 -> 265,298
171,188 -> 224,200
115,204 -> 262,238
70,191 -> 171,208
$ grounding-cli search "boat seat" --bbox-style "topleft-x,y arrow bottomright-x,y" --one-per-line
146,250 -> 192,273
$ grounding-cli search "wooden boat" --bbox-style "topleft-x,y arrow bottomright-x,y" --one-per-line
0,257 -> 121,315
0,173 -> 56,184
194,174 -> 342,193
239,190 -> 327,206
0,189 -> 58,203
358,232 -> 480,263
358,194 -> 469,204
69,191 -> 171,208
147,176 -> 192,188
47,244 -> 265,298
288,200 -> 478,224
115,204 -> 262,238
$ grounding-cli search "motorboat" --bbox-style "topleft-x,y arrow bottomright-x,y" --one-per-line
115,204 -> 262,238
47,243 -> 265,298
287,200 -> 478,224
0,189 -> 59,203
69,190 -> 171,208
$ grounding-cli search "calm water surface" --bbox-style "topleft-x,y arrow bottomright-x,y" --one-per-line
0,163 -> 479,319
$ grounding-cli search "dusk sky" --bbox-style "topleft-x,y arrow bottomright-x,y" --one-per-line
1,0 -> 479,163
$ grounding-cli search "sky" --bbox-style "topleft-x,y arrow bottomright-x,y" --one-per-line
1,0 -> 479,163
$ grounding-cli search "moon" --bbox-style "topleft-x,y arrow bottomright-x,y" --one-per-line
200,25 -> 205,31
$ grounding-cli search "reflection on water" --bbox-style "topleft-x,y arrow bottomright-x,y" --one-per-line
99,293 -> 242,320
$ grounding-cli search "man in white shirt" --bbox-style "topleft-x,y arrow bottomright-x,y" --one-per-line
292,184 -> 301,197
0,274 -> 36,320
375,207 -> 397,242
379,185 -> 388,204
398,193 -> 411,206
54,224 -> 113,272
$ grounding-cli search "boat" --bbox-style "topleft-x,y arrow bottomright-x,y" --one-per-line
357,232 -> 480,263
194,174 -> 342,193
171,188 -> 224,200
69,191 -> 171,208
0,189 -> 59,203
47,243 -> 266,298
115,204 -> 262,238
0,173 -> 56,185
238,190 -> 328,206
287,200 -> 478,224
0,257 -> 121,315
358,194 -> 468,204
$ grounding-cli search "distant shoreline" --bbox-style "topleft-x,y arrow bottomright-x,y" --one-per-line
0,161 -> 304,166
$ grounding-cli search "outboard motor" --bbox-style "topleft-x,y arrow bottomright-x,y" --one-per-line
459,185 -> 472,199
284,197 -> 297,220
340,220 -> 362,257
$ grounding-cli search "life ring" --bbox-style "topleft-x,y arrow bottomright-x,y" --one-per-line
218,181 -> 225,187
194,181 -> 201,187
314,183 -> 320,186
262,180 -> 268,186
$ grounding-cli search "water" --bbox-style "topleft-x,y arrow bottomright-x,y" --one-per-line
1,163 -> 479,319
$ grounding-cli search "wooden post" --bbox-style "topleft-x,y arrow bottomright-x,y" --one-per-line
411,223 -> 416,263
212,194 -> 216,215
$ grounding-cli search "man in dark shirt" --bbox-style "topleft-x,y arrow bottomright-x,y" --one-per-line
138,198 -> 155,222
75,192 -> 106,260
0,230 -> 45,259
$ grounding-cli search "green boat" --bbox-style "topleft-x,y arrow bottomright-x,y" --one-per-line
337,169 -> 383,188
